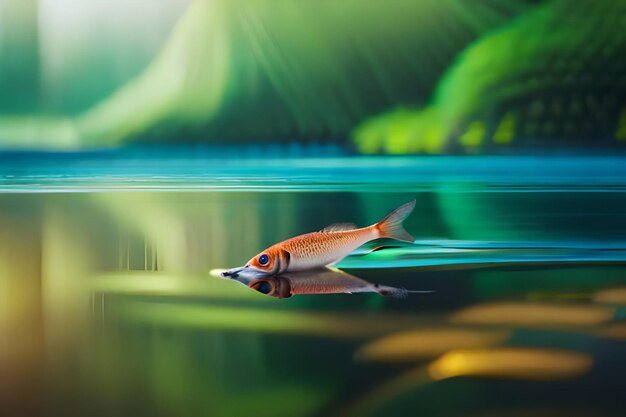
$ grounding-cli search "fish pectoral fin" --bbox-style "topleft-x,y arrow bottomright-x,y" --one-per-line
320,222 -> 357,232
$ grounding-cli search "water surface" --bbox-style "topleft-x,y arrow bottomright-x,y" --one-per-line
1,151 -> 626,417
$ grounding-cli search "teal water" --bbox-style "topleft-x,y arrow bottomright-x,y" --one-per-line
3,150 -> 626,192
1,151 -> 626,417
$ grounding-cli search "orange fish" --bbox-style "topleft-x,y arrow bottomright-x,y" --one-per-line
222,200 -> 416,280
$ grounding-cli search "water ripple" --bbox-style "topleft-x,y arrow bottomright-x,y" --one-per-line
339,240 -> 626,269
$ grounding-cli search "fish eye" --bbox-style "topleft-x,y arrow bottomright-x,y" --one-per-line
255,281 -> 273,295
258,254 -> 269,266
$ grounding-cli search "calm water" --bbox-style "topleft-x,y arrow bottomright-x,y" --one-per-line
2,151 -> 626,417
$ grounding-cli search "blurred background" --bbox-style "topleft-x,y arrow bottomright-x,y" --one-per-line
0,0 -> 624,152
2,1 -> 626,417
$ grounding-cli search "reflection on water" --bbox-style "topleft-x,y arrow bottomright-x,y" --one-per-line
451,303 -> 615,327
427,348 -> 593,381
344,348 -> 593,417
2,155 -> 626,416
218,267 -> 429,298
356,329 -> 512,362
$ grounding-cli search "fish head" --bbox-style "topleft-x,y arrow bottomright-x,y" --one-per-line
220,247 -> 290,282
245,247 -> 289,274
248,276 -> 292,298
220,265 -> 270,283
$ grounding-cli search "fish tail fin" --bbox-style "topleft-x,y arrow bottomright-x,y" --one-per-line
377,285 -> 435,298
377,286 -> 409,298
374,199 -> 416,242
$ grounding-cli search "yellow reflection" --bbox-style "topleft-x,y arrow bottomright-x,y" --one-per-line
342,347 -> 593,417
428,348 -> 593,381
451,302 -> 614,327
118,300 -> 428,338
91,272 -> 273,301
356,328 -> 510,362
0,209 -> 43,414
593,287 -> 626,305
597,323 -> 626,340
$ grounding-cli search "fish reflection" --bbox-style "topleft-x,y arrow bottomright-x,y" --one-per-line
221,267 -> 432,298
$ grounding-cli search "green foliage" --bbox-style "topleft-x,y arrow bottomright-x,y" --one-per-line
354,0 -> 626,153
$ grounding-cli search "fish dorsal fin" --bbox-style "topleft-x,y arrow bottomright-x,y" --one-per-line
320,222 -> 357,232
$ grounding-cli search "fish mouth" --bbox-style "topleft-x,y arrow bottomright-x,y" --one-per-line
221,265 -> 272,284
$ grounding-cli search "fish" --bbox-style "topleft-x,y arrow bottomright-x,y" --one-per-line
224,267 -> 431,298
222,199 -> 416,280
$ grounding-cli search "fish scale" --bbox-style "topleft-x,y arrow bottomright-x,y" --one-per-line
281,229 -> 373,270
